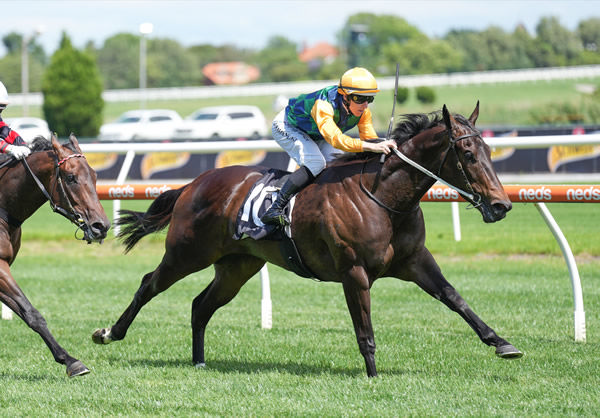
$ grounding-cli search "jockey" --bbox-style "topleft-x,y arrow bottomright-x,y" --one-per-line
261,67 -> 397,227
0,81 -> 31,160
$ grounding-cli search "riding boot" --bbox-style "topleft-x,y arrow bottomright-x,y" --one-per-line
261,166 -> 314,227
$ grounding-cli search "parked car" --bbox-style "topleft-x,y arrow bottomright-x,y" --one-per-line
4,117 -> 51,143
173,105 -> 268,140
98,109 -> 182,142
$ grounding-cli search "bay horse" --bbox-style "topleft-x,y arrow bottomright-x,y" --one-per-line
0,134 -> 110,377
93,102 -> 522,377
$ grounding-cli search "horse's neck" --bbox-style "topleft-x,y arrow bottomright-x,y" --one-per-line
0,152 -> 55,222
381,128 -> 447,206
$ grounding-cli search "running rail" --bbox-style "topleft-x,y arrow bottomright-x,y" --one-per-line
91,183 -> 595,341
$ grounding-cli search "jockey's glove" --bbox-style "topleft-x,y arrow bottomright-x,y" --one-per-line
6,144 -> 31,160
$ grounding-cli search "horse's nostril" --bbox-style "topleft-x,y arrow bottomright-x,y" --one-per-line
493,201 -> 512,215
92,222 -> 109,235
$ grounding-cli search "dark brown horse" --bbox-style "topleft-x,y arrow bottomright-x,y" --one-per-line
0,134 -> 110,377
93,103 -> 522,377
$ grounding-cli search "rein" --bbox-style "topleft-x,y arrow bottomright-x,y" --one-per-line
358,161 -> 417,215
21,152 -> 92,241
359,130 -> 482,214
392,130 -> 482,205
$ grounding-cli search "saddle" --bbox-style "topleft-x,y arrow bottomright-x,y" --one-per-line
233,169 -> 315,279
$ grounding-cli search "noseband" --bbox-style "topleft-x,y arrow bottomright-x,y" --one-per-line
436,129 -> 483,207
22,152 -> 93,242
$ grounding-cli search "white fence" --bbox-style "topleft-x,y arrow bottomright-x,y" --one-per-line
9,65 -> 600,106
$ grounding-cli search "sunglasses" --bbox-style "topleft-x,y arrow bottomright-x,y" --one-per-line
349,94 -> 374,104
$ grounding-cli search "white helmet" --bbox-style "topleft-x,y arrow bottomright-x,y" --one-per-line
0,81 -> 8,110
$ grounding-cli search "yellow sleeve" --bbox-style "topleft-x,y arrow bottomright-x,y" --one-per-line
357,109 -> 379,140
310,100 -> 364,152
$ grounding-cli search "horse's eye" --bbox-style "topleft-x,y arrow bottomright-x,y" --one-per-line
464,151 -> 476,163
65,174 -> 77,184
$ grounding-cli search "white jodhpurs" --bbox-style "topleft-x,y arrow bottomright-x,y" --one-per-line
272,109 -> 344,177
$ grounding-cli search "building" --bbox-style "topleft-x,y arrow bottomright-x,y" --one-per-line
202,62 -> 261,85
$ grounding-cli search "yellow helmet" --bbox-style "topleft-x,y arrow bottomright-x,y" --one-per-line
337,67 -> 379,96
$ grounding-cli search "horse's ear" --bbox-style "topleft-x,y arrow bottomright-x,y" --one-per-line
50,132 -> 61,150
442,104 -> 454,130
69,133 -> 83,153
469,100 -> 480,125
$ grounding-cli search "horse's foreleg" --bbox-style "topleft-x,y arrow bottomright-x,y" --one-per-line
342,267 -> 377,377
93,259 -> 187,345
405,248 -> 522,358
0,263 -> 89,377
191,255 -> 265,368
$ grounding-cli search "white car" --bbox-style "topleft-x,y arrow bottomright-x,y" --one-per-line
98,109 -> 182,142
4,117 -> 51,143
173,105 -> 268,140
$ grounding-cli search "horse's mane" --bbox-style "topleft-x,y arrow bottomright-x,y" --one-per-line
331,110 -> 473,165
331,111 -> 443,165
0,136 -> 75,165
30,136 -> 53,151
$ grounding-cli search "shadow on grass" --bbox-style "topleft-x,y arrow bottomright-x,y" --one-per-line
104,355 -> 410,377
0,371 -> 64,383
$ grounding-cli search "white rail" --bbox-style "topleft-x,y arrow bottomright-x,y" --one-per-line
8,65 -> 600,105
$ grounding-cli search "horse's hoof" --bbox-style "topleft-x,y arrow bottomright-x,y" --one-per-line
67,360 -> 90,377
92,328 -> 112,344
495,344 -> 523,359
195,362 -> 206,369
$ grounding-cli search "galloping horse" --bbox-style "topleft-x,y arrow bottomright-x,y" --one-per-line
93,103 -> 522,377
0,134 -> 110,377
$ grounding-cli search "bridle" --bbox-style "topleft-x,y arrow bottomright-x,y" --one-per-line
21,152 -> 94,243
360,127 -> 483,214
435,128 -> 482,205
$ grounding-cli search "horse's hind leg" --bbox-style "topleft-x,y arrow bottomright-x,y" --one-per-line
404,248 -> 522,358
192,255 -> 265,367
93,257 -> 191,344
0,262 -> 88,377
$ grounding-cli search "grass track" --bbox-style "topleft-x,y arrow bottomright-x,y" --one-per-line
0,200 -> 598,415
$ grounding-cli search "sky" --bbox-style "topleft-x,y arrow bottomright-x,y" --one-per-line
2,0 -> 599,56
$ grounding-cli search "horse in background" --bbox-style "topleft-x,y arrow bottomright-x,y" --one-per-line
0,134 -> 110,377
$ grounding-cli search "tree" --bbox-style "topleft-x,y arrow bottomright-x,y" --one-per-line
42,32 -> 104,137
97,33 -> 139,89
534,16 -> 582,66
0,32 -> 46,93
256,36 -> 308,82
340,13 -> 426,74
577,18 -> 600,64
146,38 -> 197,87
384,38 -> 462,74
188,44 -> 256,68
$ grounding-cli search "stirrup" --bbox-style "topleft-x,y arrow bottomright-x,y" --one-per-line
261,209 -> 289,227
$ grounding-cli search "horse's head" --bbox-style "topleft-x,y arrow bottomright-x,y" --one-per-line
50,133 -> 110,242
438,102 -> 511,223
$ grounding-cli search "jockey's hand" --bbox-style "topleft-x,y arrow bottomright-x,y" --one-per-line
363,139 -> 397,155
6,144 -> 31,160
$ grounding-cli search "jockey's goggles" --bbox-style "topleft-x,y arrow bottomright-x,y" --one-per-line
349,94 -> 374,104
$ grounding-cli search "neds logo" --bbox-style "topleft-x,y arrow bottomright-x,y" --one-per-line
567,186 -> 600,201
108,185 -> 134,198
518,186 -> 552,201
145,184 -> 172,198
426,187 -> 460,200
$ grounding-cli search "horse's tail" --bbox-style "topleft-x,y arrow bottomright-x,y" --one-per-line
117,185 -> 189,253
